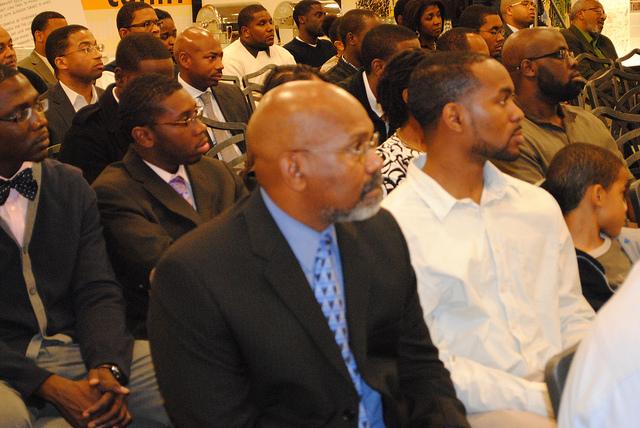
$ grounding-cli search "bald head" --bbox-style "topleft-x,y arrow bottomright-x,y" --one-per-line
175,26 -> 224,90
502,27 -> 565,71
0,26 -> 17,69
248,80 -> 382,230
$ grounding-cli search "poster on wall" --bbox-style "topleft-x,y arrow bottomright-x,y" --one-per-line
0,0 -> 87,49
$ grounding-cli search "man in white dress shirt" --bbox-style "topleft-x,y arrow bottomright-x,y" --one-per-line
381,51 -> 595,428
44,25 -> 104,148
223,4 -> 296,84
174,27 -> 251,163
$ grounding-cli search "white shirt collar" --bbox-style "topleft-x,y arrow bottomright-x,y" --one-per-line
362,71 -> 383,118
178,74 -> 211,99
142,160 -> 189,186
59,81 -> 98,112
406,155 -> 518,222
35,51 -> 54,74
295,36 -> 317,48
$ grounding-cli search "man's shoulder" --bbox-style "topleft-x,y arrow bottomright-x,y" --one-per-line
92,160 -> 131,189
17,51 -> 37,68
40,158 -> 91,194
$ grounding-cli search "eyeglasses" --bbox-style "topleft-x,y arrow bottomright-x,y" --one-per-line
584,7 -> 605,15
127,19 -> 160,30
153,107 -> 203,128
0,98 -> 48,123
480,29 -> 503,37
512,0 -> 536,8
303,132 -> 379,160
527,48 -> 574,61
63,43 -> 104,56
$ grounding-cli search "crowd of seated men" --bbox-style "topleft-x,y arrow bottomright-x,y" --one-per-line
0,0 -> 638,426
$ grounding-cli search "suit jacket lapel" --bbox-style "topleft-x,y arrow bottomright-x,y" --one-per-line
336,222 -> 370,367
244,191 -> 354,386
123,148 -> 202,226
185,161 -> 214,220
50,83 -> 76,129
211,86 -> 230,121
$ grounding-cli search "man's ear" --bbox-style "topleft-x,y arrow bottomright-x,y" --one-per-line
240,26 -> 250,40
441,102 -> 465,133
118,28 -> 129,40
132,126 -> 156,150
590,183 -> 607,208
519,58 -> 537,78
401,88 -> 409,104
54,56 -> 67,73
279,151 -> 307,192
176,51 -> 190,70
34,30 -> 45,45
371,58 -> 386,78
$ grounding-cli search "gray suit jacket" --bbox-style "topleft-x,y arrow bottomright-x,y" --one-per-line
18,50 -> 56,87
45,82 -> 104,149
212,81 -> 251,123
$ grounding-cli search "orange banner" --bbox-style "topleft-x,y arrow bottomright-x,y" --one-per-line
81,0 -> 192,10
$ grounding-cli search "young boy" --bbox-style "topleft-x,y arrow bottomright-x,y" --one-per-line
544,143 -> 640,311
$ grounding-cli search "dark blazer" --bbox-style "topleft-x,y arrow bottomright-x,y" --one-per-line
148,190 -> 469,427
561,25 -> 618,78
0,160 -> 132,398
45,82 -> 104,149
324,57 -> 359,84
502,24 -> 514,40
59,84 -> 130,184
212,81 -> 252,125
92,148 -> 248,337
343,71 -> 392,142
18,50 -> 57,87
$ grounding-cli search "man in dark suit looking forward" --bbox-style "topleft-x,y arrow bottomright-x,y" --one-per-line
93,73 -> 247,338
148,80 -> 469,427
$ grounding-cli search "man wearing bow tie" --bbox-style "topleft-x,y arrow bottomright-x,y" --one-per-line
0,65 -> 169,427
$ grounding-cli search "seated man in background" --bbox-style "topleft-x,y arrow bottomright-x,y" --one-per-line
0,65 -> 169,428
44,25 -> 104,149
18,11 -> 67,87
174,26 -> 251,163
93,73 -> 247,338
319,15 -> 344,73
223,4 -> 296,83
382,52 -> 595,428
341,24 -> 419,141
493,28 -> 623,184
323,9 -> 380,83
284,0 -> 336,68
0,26 -> 48,94
156,8 -> 178,60
458,5 -> 505,59
558,262 -> 640,428
148,80 -> 470,427
561,0 -> 617,79
500,0 -> 535,39
543,143 -> 638,311
436,27 -> 490,55
60,33 -> 174,183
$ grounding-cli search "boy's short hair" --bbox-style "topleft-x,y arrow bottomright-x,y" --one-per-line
543,143 -> 625,214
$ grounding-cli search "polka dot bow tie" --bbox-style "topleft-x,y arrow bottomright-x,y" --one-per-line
0,168 -> 38,206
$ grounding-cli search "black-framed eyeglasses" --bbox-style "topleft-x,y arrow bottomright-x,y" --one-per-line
0,98 -> 48,123
153,106 -> 203,128
301,132 -> 379,160
63,43 -> 104,56
127,19 -> 160,30
527,48 -> 574,61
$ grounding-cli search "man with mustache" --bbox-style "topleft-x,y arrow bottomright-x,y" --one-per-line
382,51 -> 594,428
148,80 -> 470,427
493,28 -> 623,184
561,0 -> 617,79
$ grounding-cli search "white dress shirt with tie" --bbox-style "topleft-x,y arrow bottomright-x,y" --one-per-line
381,155 -> 595,417
0,162 -> 32,247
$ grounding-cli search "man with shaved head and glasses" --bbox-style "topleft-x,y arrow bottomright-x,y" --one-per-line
493,27 -> 624,184
0,64 -> 169,428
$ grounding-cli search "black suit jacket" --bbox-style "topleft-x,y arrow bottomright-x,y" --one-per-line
0,160 -> 132,398
561,25 -> 618,78
148,190 -> 469,427
45,82 -> 104,149
92,148 -> 248,337
343,71 -> 392,142
60,84 -> 130,184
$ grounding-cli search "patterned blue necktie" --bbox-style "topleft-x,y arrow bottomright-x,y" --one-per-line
0,168 -> 38,206
313,231 -> 369,428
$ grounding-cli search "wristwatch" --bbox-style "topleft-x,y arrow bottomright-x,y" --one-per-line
96,364 -> 127,385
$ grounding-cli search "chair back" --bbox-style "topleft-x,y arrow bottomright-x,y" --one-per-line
544,344 -> 578,417
241,64 -> 277,112
592,107 -> 640,178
